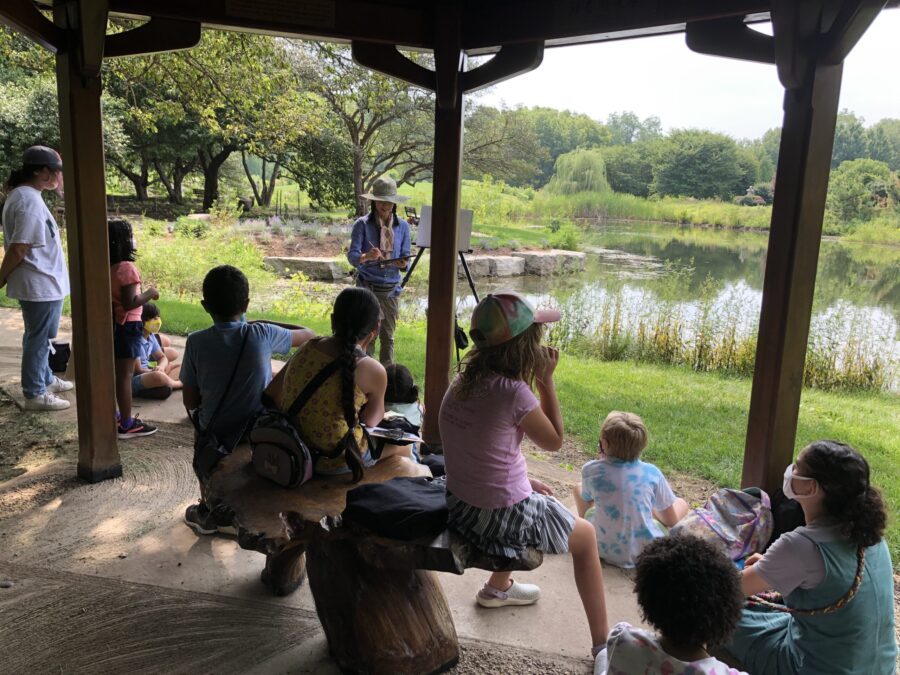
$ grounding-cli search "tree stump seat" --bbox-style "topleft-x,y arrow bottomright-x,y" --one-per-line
205,445 -> 543,675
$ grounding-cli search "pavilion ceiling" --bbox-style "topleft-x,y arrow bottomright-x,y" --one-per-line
94,0 -> 773,50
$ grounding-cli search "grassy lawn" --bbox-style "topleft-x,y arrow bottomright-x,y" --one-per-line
3,290 -> 898,564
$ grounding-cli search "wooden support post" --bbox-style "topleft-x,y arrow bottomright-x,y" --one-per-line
741,0 -> 884,493
422,5 -> 465,448
54,0 -> 121,482
742,62 -> 844,492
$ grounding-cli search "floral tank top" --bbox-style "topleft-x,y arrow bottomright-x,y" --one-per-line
281,339 -> 366,473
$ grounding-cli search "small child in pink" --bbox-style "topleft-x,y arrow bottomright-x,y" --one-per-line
109,218 -> 159,438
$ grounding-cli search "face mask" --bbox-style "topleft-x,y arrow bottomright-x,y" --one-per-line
783,464 -> 817,500
144,317 -> 162,334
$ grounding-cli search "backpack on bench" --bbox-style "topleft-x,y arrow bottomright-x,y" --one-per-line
250,360 -> 345,488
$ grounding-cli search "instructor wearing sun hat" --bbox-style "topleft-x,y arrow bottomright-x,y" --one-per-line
347,176 -> 412,365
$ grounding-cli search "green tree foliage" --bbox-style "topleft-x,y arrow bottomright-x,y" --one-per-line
602,142 -> 656,197
652,130 -> 744,200
831,110 -> 868,168
518,107 -> 610,186
463,105 -> 546,186
866,119 -> 900,172
826,158 -> 899,224
606,111 -> 661,145
545,148 -> 609,194
294,43 -> 435,215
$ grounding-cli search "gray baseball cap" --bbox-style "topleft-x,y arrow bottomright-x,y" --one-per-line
22,145 -> 62,171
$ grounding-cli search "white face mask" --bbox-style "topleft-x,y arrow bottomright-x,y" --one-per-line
783,464 -> 818,500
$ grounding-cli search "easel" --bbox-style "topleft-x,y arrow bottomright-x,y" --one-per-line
401,246 -> 479,361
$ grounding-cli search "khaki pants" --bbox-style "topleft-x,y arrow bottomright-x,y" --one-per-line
356,278 -> 399,365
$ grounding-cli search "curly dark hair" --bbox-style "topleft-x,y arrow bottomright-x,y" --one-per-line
201,265 -> 249,319
801,440 -> 886,548
634,534 -> 743,649
108,218 -> 136,265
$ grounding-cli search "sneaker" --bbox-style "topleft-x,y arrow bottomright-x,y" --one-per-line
184,504 -> 217,535
23,392 -> 70,411
183,503 -> 237,536
47,376 -> 74,393
117,416 -> 158,439
476,579 -> 541,608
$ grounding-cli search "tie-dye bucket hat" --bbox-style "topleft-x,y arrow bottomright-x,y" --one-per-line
469,291 -> 560,349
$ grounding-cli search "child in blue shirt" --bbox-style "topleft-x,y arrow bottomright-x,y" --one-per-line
574,411 -> 689,568
181,265 -> 313,535
132,303 -> 182,399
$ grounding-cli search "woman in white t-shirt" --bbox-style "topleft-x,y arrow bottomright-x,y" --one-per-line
0,146 -> 72,410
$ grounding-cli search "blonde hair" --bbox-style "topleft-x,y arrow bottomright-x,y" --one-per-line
453,323 -> 544,400
601,411 -> 648,461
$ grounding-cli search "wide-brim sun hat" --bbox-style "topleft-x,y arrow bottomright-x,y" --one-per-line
23,145 -> 62,171
359,176 -> 410,204
469,291 -> 561,349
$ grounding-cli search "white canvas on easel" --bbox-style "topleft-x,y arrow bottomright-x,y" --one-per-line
414,205 -> 474,252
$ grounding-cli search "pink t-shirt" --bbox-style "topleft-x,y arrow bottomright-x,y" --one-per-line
110,261 -> 142,324
439,373 -> 539,509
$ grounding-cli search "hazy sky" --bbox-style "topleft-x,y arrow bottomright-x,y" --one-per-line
479,11 -> 900,140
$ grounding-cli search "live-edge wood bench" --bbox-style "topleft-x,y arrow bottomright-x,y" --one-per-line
206,445 -> 543,675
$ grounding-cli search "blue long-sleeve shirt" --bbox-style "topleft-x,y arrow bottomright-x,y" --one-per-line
347,213 -> 412,295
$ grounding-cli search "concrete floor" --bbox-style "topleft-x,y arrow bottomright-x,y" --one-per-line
0,307 -> 645,673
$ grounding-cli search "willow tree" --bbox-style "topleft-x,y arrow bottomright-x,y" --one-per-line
545,148 -> 611,194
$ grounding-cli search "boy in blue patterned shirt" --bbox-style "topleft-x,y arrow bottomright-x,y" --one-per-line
573,411 -> 689,568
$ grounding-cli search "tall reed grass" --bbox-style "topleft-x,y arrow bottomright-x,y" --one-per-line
546,281 -> 896,393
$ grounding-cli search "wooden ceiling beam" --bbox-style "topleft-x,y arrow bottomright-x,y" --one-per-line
0,0 -> 64,52
819,0 -> 887,63
102,0 -> 432,47
686,16 -> 775,64
93,0 -> 771,50
105,17 -> 202,58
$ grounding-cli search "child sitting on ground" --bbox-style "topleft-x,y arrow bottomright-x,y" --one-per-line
595,534 -> 748,674
574,411 -> 688,568
181,265 -> 312,535
132,303 -> 182,399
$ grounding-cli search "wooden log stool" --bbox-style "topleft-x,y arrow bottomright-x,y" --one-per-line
206,446 -> 543,675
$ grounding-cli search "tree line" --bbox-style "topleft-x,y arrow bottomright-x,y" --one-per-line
1,26 -> 898,220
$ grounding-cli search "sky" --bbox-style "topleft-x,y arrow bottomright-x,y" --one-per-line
479,11 -> 900,141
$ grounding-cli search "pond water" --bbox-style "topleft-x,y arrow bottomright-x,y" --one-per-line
401,221 -> 899,388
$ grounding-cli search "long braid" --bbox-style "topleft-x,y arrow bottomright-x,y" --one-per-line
339,329 -> 364,482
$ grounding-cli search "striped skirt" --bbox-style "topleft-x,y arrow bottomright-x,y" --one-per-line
447,491 -> 576,559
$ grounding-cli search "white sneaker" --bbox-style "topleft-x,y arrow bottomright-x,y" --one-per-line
47,376 -> 74,393
476,579 -> 541,608
24,392 -> 71,411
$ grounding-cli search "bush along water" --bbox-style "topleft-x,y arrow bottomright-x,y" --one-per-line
546,278 -> 897,393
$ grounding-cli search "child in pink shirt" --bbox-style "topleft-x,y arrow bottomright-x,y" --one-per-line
439,291 -> 609,656
109,218 -> 159,438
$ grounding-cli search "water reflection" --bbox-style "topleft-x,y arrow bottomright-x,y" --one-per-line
400,221 -> 899,386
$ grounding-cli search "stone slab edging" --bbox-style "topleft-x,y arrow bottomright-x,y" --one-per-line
264,249 -> 584,280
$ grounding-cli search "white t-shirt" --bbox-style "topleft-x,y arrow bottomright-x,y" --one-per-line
2,186 -> 69,301
581,457 -> 676,568
596,622 -> 748,675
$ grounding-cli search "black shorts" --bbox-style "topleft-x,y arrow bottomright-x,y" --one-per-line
114,320 -> 144,359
